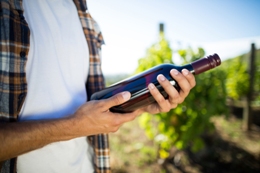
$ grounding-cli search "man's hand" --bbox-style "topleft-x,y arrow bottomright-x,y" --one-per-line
71,92 -> 141,135
143,69 -> 196,114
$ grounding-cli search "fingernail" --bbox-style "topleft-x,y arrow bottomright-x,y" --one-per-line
182,69 -> 189,76
148,83 -> 155,90
171,69 -> 179,76
122,92 -> 130,101
158,74 -> 166,81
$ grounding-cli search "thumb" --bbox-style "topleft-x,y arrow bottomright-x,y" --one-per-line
106,91 -> 131,108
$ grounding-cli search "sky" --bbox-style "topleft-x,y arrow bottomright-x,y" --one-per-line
87,0 -> 260,75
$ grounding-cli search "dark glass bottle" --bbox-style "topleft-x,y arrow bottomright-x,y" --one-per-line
91,53 -> 221,113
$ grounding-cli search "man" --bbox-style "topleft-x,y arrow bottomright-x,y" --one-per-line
0,0 -> 196,172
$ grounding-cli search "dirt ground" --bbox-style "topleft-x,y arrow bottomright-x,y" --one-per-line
161,116 -> 260,173
110,115 -> 260,173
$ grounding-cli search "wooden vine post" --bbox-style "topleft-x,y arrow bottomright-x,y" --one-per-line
243,43 -> 256,131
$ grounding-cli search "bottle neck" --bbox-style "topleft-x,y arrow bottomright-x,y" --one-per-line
190,54 -> 221,75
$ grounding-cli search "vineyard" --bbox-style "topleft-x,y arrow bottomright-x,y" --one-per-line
105,31 -> 260,172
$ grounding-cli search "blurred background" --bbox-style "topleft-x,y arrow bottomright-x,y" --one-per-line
88,0 -> 260,172
88,0 -> 260,75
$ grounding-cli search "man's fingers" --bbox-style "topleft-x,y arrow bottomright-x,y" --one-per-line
181,69 -> 196,88
169,69 -> 194,100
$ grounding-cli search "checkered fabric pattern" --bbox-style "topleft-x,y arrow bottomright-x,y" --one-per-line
0,0 -> 110,172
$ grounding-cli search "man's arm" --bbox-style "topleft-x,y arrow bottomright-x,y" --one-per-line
0,118 -> 74,161
0,92 -> 138,161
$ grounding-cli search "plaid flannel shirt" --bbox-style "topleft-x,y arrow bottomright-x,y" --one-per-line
0,0 -> 111,172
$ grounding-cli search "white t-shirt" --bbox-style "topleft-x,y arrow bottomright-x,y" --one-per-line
17,0 -> 94,172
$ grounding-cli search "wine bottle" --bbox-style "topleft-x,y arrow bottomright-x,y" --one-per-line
91,53 -> 221,113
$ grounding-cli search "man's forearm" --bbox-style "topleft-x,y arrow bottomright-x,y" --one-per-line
0,117 -> 78,161
0,93 -> 145,162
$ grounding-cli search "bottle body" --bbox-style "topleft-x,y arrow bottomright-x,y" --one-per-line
90,54 -> 221,113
